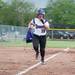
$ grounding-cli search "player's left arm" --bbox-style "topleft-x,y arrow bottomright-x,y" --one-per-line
44,21 -> 50,30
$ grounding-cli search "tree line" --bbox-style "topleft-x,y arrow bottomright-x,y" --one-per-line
0,0 -> 75,26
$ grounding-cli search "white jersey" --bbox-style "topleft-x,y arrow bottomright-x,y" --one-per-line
29,18 -> 49,36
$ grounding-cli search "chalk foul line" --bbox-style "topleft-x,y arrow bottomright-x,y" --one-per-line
16,48 -> 69,75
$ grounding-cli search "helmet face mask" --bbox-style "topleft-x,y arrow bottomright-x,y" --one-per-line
37,14 -> 44,19
37,8 -> 45,19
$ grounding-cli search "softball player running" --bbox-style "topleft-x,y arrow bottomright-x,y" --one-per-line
28,8 -> 49,64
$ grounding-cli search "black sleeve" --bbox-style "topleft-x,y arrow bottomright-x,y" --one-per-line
40,19 -> 44,24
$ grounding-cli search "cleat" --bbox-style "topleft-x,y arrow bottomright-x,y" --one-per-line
41,58 -> 45,65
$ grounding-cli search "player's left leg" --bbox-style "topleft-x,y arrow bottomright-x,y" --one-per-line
39,35 -> 46,63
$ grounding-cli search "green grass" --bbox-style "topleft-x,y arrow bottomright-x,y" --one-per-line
46,39 -> 75,48
0,39 -> 75,48
0,39 -> 25,47
0,39 -> 32,47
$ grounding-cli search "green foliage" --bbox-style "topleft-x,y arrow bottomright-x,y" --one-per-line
1,0 -> 75,26
0,0 -> 35,26
46,0 -> 75,25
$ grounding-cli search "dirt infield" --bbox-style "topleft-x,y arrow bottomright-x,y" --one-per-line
0,47 -> 75,75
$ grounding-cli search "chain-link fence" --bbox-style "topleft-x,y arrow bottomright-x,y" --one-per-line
0,25 -> 75,41
0,25 -> 28,41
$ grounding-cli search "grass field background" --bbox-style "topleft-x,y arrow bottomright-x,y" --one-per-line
0,39 -> 75,48
46,39 -> 75,48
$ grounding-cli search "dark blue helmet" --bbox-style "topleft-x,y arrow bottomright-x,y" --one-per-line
37,8 -> 45,15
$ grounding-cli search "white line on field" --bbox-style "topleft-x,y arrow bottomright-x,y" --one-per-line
63,48 -> 69,52
16,48 -> 69,75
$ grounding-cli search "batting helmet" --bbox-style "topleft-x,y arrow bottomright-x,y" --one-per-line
37,8 -> 45,15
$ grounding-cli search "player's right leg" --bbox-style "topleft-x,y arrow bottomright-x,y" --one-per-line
32,34 -> 39,59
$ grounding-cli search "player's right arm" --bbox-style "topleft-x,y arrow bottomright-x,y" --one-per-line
28,20 -> 36,29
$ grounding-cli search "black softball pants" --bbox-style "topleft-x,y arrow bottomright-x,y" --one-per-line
32,34 -> 46,60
